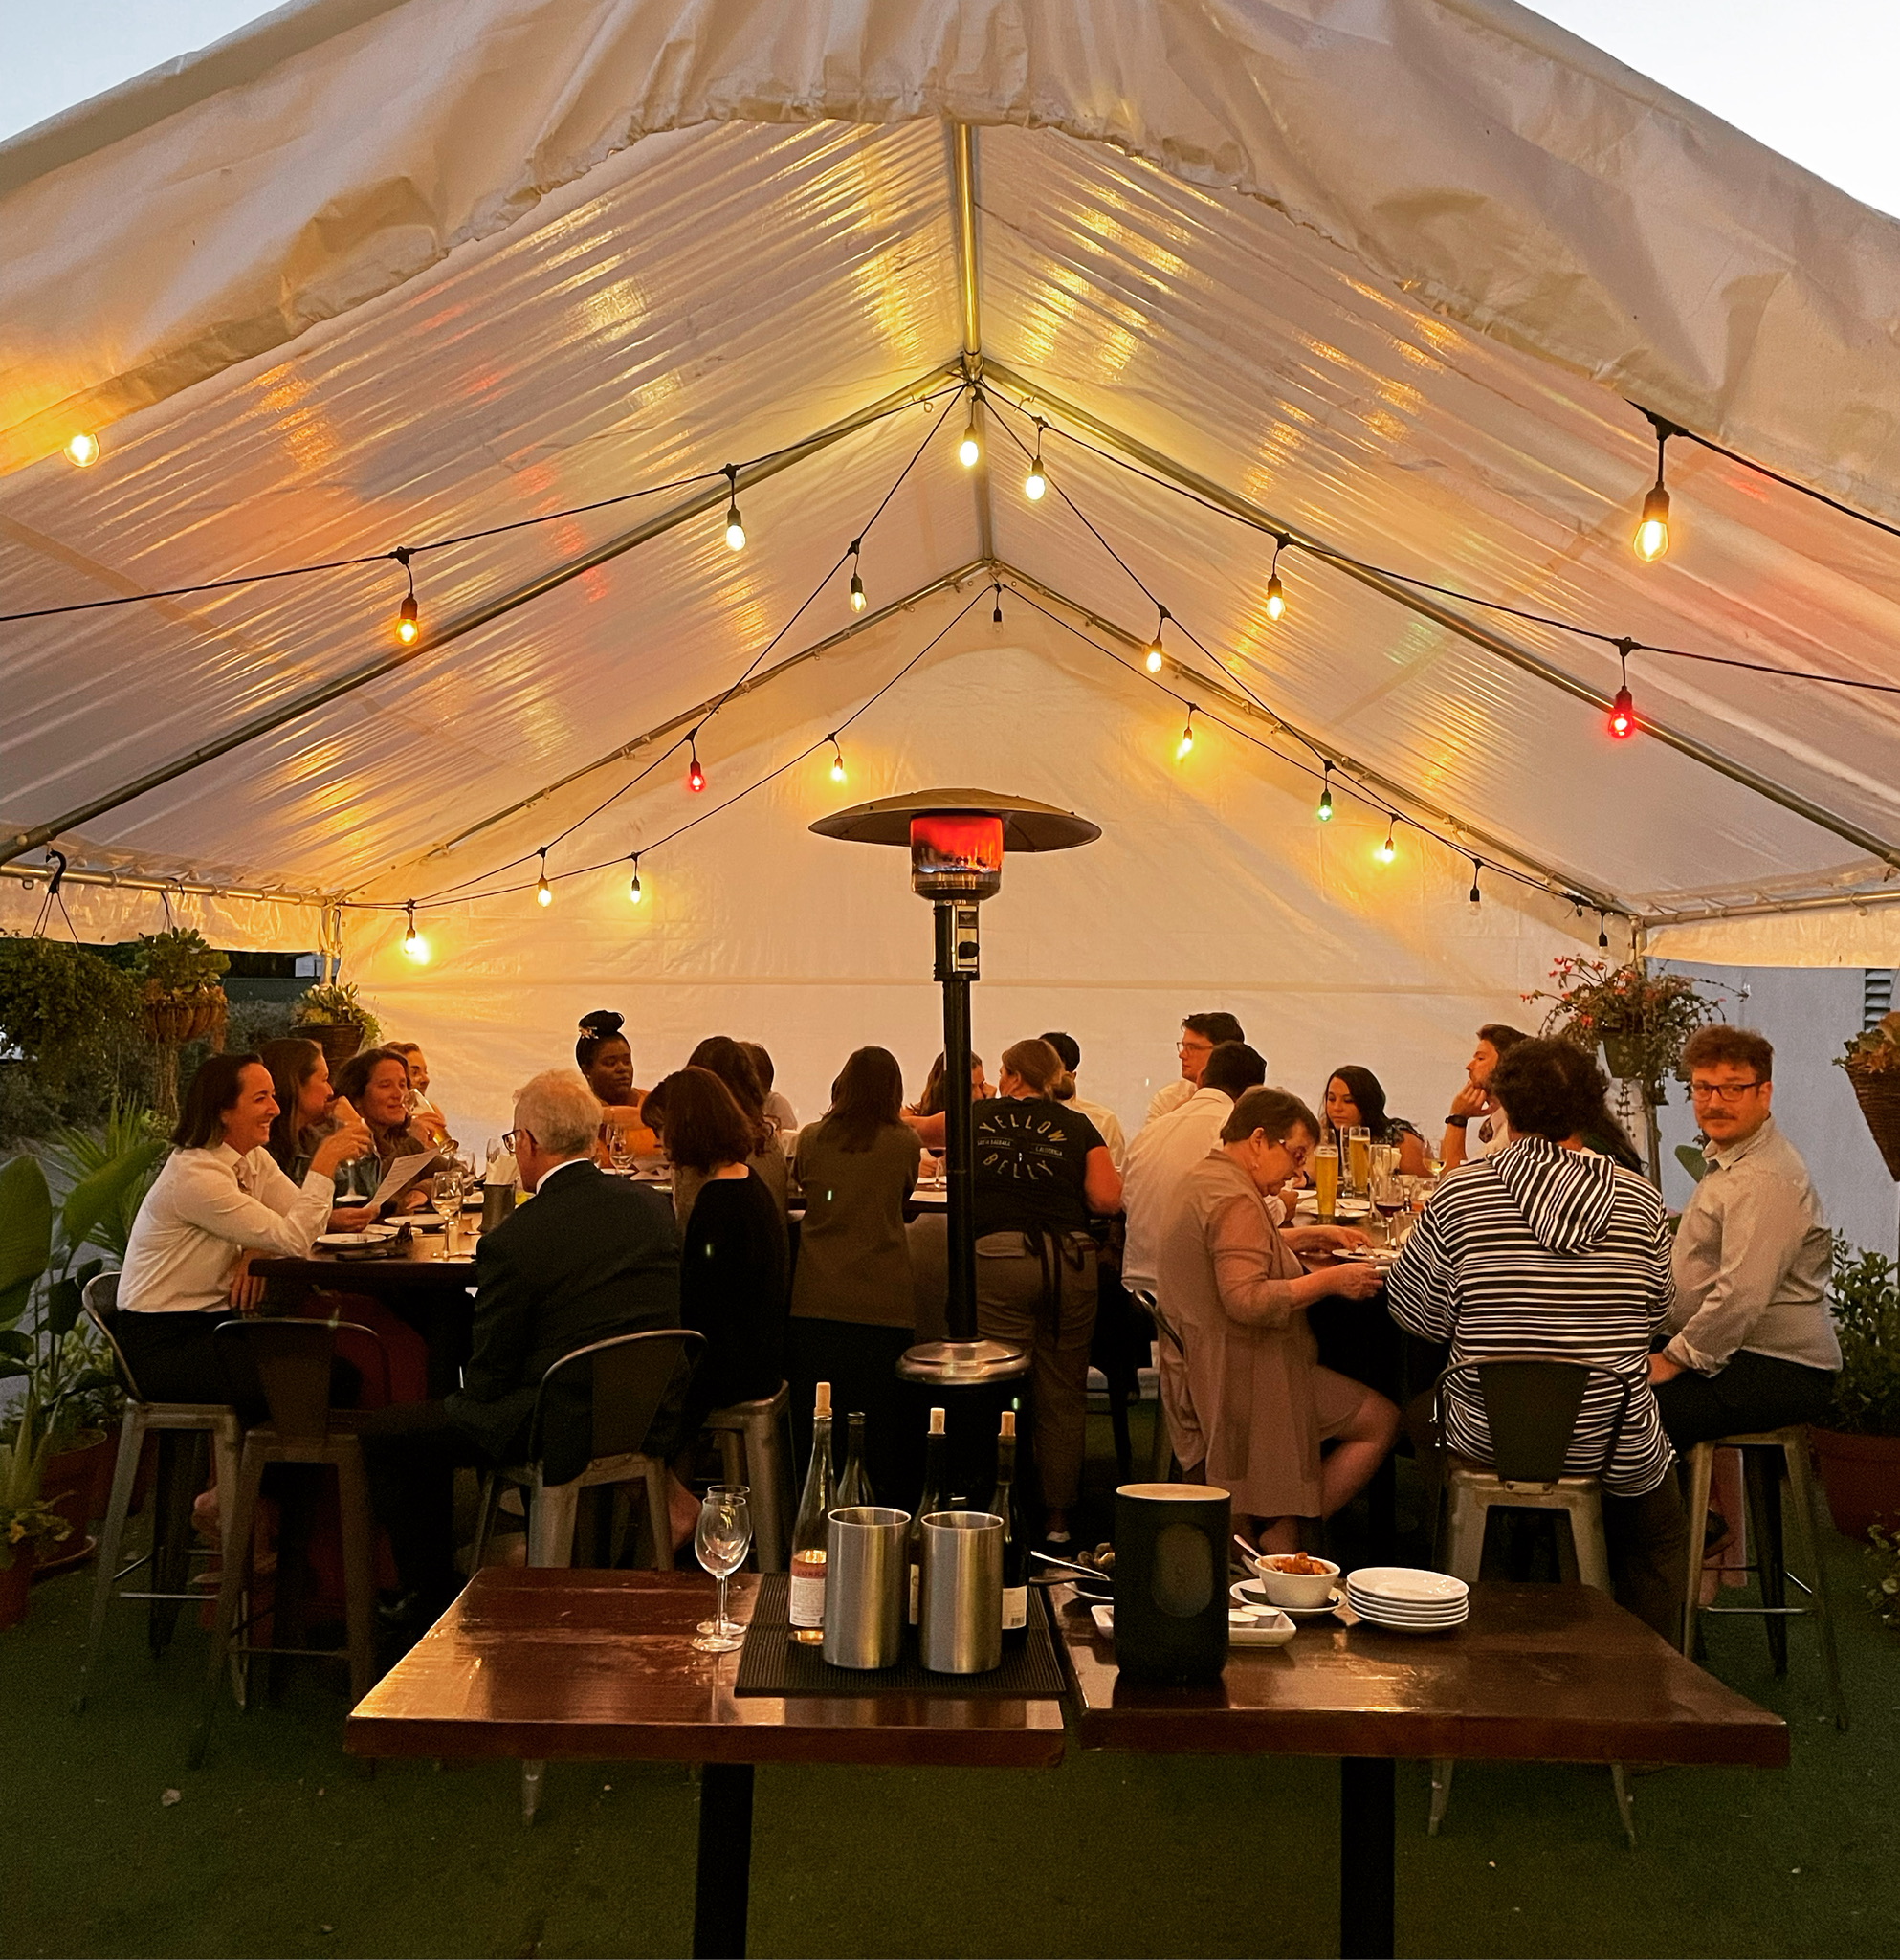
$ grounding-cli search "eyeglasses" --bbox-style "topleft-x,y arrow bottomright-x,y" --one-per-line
1689,1080 -> 1766,1104
501,1129 -> 534,1153
1177,1038 -> 1213,1055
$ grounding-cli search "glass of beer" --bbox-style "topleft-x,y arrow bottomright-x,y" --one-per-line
1346,1126 -> 1372,1196
1314,1143 -> 1340,1220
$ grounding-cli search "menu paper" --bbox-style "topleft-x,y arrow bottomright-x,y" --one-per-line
369,1150 -> 442,1214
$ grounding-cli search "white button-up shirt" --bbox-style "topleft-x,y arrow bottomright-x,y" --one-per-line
120,1144 -> 335,1314
1123,1087 -> 1240,1293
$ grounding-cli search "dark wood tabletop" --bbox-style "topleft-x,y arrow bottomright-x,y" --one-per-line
254,1228 -> 480,1293
1055,1581 -> 1788,1767
346,1568 -> 1067,1771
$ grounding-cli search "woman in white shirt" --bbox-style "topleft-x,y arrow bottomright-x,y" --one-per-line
118,1053 -> 370,1400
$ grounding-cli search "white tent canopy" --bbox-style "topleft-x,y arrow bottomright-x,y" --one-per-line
5,0 -> 1900,1134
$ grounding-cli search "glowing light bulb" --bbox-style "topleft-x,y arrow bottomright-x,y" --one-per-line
396,595 -> 419,645
402,905 -> 430,963
724,502 -> 745,551
65,433 -> 99,468
1144,642 -> 1164,674
687,751 -> 706,793
629,866 -> 643,905
850,569 -> 866,612
959,421 -> 981,468
1176,716 -> 1196,761
1265,573 -> 1286,622
1025,455 -> 1047,500
1608,685 -> 1637,739
1634,484 -> 1669,562
1316,785 -> 1334,822
830,757 -> 847,785
536,873 -> 553,907
1375,824 -> 1397,865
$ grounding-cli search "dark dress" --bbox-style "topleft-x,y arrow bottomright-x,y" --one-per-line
677,1169 -> 790,1435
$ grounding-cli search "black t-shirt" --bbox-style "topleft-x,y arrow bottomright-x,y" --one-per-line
971,1096 -> 1105,1237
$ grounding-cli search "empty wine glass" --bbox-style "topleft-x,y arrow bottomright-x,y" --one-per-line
431,1169 -> 464,1253
692,1485 -> 753,1652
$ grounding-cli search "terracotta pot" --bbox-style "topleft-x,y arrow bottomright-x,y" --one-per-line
302,1022 -> 365,1071
38,1432 -> 109,1573
1845,1068 -> 1900,1181
0,1548 -> 33,1629
1810,1425 -> 1900,1541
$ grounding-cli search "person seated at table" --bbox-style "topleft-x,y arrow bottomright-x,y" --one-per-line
1144,1012 -> 1250,1128
972,1039 -> 1122,1547
651,1067 -> 789,1440
576,1009 -> 658,1154
387,1041 -> 452,1147
788,1046 -> 922,1490
260,1036 -> 379,1233
742,1041 -> 798,1137
1439,1023 -> 1530,1169
1384,1037 -> 1687,1641
1156,1087 -> 1395,1556
684,1035 -> 789,1219
902,1050 -> 992,1149
1039,1030 -> 1127,1173
1322,1065 -> 1430,1176
362,1069 -> 690,1614
328,1046 -> 439,1215
116,1054 -> 372,1399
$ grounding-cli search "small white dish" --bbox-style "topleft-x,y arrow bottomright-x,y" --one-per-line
1348,1567 -> 1469,1605
1233,1579 -> 1343,1619
1248,1553 -> 1342,1609
408,1215 -> 447,1231
316,1231 -> 384,1249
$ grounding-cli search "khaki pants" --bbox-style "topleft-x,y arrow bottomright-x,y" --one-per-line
976,1230 -> 1099,1510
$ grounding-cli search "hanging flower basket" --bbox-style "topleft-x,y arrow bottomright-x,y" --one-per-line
302,1022 -> 365,1071
139,990 -> 227,1046
1838,1017 -> 1900,1182
1602,1032 -> 1646,1082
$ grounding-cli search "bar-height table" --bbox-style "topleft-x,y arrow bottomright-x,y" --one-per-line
1054,1581 -> 1787,1960
346,1567 -> 1064,1957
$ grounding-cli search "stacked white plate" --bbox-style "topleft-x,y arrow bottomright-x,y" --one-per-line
1345,1567 -> 1469,1632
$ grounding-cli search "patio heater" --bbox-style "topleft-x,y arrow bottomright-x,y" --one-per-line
812,791 -> 1100,1455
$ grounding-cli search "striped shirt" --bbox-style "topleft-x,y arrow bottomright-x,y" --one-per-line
1385,1134 -> 1675,1497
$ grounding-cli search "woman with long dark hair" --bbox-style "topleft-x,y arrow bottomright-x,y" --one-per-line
684,1034 -> 789,1218
1321,1065 -> 1431,1177
331,1046 -> 439,1213
787,1047 -> 924,1488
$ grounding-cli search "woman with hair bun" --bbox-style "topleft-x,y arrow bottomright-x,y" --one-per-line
576,1010 -> 656,1155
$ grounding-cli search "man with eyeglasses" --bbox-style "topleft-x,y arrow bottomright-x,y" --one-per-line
1144,1011 -> 1251,1127
1651,1026 -> 1840,1449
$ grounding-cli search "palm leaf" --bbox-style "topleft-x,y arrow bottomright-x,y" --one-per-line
0,1155 -> 53,1317
59,1137 -> 165,1259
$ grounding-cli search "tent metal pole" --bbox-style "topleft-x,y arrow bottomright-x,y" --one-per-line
948,121 -> 994,560
990,557 -> 1627,914
4,361 -> 963,865
345,562 -> 993,896
0,859 -> 335,908
1640,883 -> 1900,927
983,362 -> 1900,873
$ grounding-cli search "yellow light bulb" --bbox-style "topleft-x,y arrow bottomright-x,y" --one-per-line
1266,574 -> 1285,621
397,594 -> 419,645
959,423 -> 981,468
536,872 -> 553,907
403,926 -> 431,964
1176,723 -> 1196,760
1375,830 -> 1397,865
830,757 -> 847,784
1144,642 -> 1164,674
65,433 -> 99,468
1025,460 -> 1047,500
1634,485 -> 1670,562
629,871 -> 643,905
725,505 -> 745,551
850,570 -> 866,612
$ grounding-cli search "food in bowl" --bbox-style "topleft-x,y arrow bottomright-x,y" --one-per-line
1250,1551 -> 1341,1608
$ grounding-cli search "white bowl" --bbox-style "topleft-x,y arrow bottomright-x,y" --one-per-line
1248,1553 -> 1342,1609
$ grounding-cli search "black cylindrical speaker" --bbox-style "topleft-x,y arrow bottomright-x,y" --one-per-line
1112,1482 -> 1231,1686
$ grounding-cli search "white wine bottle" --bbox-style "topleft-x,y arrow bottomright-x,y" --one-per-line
788,1383 -> 835,1645
907,1407 -> 948,1625
837,1412 -> 873,1509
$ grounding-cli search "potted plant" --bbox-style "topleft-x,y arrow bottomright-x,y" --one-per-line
128,930 -> 229,1046
1836,1012 -> 1900,1180
1525,957 -> 1724,1104
0,1392 -> 71,1627
1810,1238 -> 1900,1541
291,981 -> 382,1072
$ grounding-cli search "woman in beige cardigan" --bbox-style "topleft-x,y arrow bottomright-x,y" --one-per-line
1155,1086 -> 1400,1554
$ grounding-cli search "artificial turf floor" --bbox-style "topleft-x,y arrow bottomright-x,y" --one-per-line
3,1407 -> 1894,1959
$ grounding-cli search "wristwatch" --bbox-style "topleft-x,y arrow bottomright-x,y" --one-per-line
1445,1114 -> 1470,1127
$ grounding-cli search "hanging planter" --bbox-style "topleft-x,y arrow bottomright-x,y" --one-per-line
1838,1015 -> 1900,1181
1602,1031 -> 1646,1083
1525,957 -> 1727,1104
290,982 -> 382,1073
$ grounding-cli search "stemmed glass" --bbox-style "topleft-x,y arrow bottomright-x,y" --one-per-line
692,1485 -> 753,1653
431,1168 -> 464,1253
1370,1172 -> 1405,1246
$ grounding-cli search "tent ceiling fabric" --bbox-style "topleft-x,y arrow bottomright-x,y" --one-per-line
1,0 -> 1899,967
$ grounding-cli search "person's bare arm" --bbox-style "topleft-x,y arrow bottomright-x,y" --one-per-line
1083,1145 -> 1122,1214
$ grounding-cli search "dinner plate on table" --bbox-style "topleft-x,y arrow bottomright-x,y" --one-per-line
317,1231 -> 385,1249
1232,1579 -> 1344,1619
408,1216 -> 448,1231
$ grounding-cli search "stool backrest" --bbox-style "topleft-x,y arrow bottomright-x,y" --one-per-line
1436,1356 -> 1634,1484
212,1318 -> 382,1446
1142,1291 -> 1186,1358
79,1272 -> 141,1401
529,1327 -> 705,1486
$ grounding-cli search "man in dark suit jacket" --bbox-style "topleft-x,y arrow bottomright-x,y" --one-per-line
367,1070 -> 680,1616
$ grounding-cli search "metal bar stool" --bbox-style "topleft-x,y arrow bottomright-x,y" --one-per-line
466,1326 -> 706,1825
702,1380 -> 793,1573
1428,1357 -> 1639,1847
189,1318 -> 387,1768
1679,1426 -> 1846,1730
1138,1290 -> 1186,1481
74,1274 -> 245,1713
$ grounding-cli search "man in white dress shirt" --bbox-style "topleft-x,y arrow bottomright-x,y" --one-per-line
1439,1023 -> 1530,1170
1142,1012 -> 1249,1127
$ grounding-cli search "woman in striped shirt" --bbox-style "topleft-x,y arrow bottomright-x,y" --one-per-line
1386,1038 -> 1688,1640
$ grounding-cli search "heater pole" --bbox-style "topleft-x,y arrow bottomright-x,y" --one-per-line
935,900 -> 979,1339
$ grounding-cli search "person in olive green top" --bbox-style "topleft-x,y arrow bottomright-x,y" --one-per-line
789,1046 -> 923,1492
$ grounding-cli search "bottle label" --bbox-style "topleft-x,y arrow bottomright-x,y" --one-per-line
1002,1584 -> 1027,1632
788,1573 -> 826,1629
908,1562 -> 921,1624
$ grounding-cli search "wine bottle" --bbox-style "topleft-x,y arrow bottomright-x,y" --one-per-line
787,1382 -> 836,1645
836,1412 -> 873,1509
908,1406 -> 948,1625
995,1409 -> 1027,1641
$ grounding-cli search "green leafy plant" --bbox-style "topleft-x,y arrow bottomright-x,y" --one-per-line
40,1100 -> 165,1264
292,981 -> 381,1047
1827,1237 -> 1900,1439
0,1391 -> 71,1570
0,935 -> 142,1091
1866,1520 -> 1900,1631
126,930 -> 228,1002
1524,957 -> 1726,1103
1838,1010 -> 1900,1079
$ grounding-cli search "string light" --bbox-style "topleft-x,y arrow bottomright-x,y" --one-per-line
686,734 -> 706,793
828,737 -> 847,784
848,538 -> 866,613
959,399 -> 982,469
1634,417 -> 1672,562
401,900 -> 430,962
1316,760 -> 1334,822
1608,639 -> 1637,739
65,433 -> 99,469
1375,819 -> 1397,865
1176,707 -> 1197,761
1598,910 -> 1610,949
722,466 -> 745,551
992,585 -> 1004,626
1025,419 -> 1048,500
1266,534 -> 1288,622
1469,860 -> 1483,906
628,855 -> 643,905
1144,605 -> 1170,674
535,849 -> 553,907
393,546 -> 418,645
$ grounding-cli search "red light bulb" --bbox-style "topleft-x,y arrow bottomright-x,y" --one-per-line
687,753 -> 706,792
1608,686 -> 1636,740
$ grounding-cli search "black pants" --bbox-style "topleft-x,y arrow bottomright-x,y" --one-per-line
1654,1350 -> 1837,1450
1601,1481 -> 1690,1645
112,1310 -> 232,1403
354,1401 -> 486,1606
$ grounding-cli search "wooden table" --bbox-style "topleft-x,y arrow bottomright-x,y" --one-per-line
1055,1581 -> 1787,1959
346,1567 -> 1064,1955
